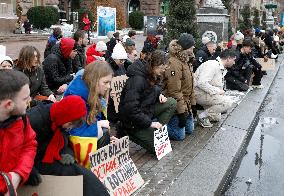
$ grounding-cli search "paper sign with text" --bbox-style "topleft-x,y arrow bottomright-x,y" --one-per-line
89,136 -> 144,196
255,58 -> 276,70
110,75 -> 128,113
154,125 -> 172,160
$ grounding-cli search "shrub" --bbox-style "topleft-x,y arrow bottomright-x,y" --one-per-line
27,6 -> 59,29
129,11 -> 144,30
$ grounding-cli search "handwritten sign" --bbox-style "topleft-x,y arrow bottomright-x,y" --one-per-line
154,125 -> 172,160
89,136 -> 144,196
110,75 -> 128,113
255,58 -> 276,71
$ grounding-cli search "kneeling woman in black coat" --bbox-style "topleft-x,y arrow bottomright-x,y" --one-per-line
118,50 -> 177,153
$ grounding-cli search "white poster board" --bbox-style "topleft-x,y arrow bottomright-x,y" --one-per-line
97,6 -> 116,38
0,45 -> 6,56
154,125 -> 172,160
110,75 -> 128,113
89,136 -> 144,195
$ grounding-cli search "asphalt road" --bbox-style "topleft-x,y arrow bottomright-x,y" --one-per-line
225,63 -> 284,195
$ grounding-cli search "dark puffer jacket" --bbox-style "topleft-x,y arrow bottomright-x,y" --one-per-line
193,45 -> 218,72
118,59 -> 161,130
42,43 -> 74,91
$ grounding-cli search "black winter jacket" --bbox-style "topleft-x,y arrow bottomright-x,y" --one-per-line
118,59 -> 161,130
17,67 -> 53,98
42,44 -> 74,91
27,102 -> 71,163
72,45 -> 86,72
193,45 -> 217,72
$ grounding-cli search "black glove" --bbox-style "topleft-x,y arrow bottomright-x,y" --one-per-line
25,167 -> 42,186
60,154 -> 75,165
191,105 -> 197,118
177,113 -> 187,128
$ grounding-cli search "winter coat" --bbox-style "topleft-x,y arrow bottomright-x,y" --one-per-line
42,43 -> 74,91
86,44 -> 104,65
72,45 -> 86,73
0,116 -> 37,194
16,67 -> 53,98
193,45 -> 217,71
194,57 -> 227,96
44,34 -> 59,58
82,17 -> 91,31
163,40 -> 196,115
119,59 -> 161,130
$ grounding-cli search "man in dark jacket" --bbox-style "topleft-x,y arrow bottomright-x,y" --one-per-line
44,27 -> 62,58
73,30 -> 88,72
193,41 -> 218,72
43,38 -> 77,94
26,96 -> 109,196
225,39 -> 263,91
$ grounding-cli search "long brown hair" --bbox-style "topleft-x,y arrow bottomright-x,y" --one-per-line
83,61 -> 113,124
17,45 -> 40,71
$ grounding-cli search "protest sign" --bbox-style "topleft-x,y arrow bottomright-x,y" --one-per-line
89,136 -> 144,196
256,58 -> 276,71
154,125 -> 172,160
110,75 -> 128,113
18,175 -> 83,196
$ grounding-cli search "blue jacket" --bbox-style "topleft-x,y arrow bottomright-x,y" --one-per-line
64,75 -> 107,137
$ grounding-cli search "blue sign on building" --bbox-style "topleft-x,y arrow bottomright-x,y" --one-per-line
282,12 -> 284,26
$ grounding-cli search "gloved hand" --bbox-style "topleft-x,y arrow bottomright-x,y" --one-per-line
191,105 -> 197,118
60,154 -> 75,165
177,113 -> 188,128
25,167 -> 42,186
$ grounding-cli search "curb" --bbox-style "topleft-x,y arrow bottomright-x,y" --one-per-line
164,55 -> 284,196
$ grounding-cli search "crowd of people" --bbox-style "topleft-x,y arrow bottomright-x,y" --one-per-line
0,26 -> 283,196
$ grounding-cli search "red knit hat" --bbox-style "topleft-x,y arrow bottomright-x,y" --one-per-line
42,95 -> 87,163
60,38 -> 76,59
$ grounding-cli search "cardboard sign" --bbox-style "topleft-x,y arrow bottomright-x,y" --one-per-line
154,125 -> 172,160
110,75 -> 128,113
18,175 -> 83,196
255,58 -> 276,71
89,136 -> 144,196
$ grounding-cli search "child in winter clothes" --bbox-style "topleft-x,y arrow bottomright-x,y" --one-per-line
86,41 -> 107,64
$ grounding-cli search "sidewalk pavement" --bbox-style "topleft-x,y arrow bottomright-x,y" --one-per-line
130,55 -> 284,196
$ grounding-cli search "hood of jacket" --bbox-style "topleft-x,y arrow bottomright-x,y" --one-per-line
60,38 -> 75,59
64,76 -> 89,103
126,59 -> 148,78
169,40 -> 193,63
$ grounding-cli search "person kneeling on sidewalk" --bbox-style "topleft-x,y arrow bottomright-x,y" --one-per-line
26,95 -> 109,196
163,33 -> 197,140
119,50 -> 177,153
194,49 -> 237,128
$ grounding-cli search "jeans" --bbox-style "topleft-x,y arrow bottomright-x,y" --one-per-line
167,114 -> 194,141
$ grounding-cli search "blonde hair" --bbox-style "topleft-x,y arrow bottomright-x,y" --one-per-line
83,61 -> 113,124
17,45 -> 40,71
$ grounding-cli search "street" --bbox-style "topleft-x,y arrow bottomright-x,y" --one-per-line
225,63 -> 284,195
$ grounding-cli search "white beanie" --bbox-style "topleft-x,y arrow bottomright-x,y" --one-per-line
0,55 -> 13,65
122,35 -> 130,43
111,43 -> 128,60
96,41 -> 107,52
234,31 -> 244,41
202,36 -> 210,45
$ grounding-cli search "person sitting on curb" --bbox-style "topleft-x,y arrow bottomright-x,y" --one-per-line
27,95 -> 109,196
15,46 -> 56,105
0,55 -> 13,69
195,49 -> 237,128
64,61 -> 114,164
86,41 -> 107,65
119,50 -> 177,153
0,70 -> 37,195
225,39 -> 263,91
43,38 -> 77,94
44,27 -> 62,58
163,33 -> 197,141
72,30 -> 88,72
